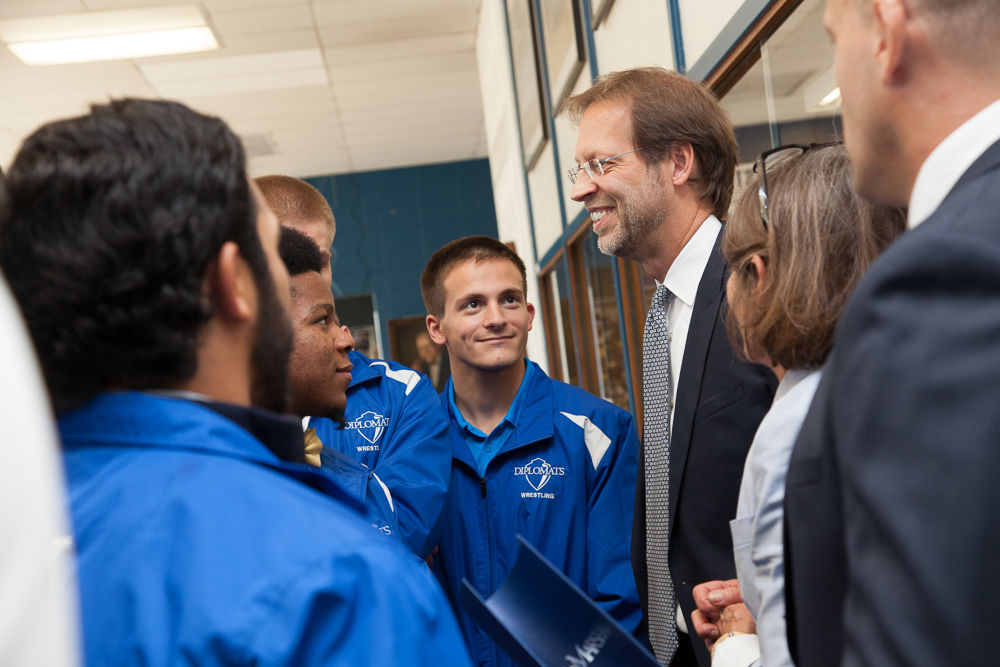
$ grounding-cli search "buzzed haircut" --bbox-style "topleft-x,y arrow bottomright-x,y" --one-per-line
255,175 -> 335,236
279,225 -> 325,277
421,236 -> 527,317
564,67 -> 739,217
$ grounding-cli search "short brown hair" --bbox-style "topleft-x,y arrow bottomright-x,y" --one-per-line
913,0 -> 1000,69
254,175 -> 335,237
421,236 -> 527,316
565,67 -> 739,217
723,144 -> 906,370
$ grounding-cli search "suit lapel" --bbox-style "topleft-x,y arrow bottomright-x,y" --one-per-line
949,137 -> 1000,195
667,229 -> 726,526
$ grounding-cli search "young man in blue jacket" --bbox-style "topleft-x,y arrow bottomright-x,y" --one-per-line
421,236 -> 642,666
257,175 -> 451,559
278,225 -> 399,539
0,99 -> 470,666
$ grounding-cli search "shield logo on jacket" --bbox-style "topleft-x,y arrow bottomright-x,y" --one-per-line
523,457 -> 552,491
354,410 -> 387,444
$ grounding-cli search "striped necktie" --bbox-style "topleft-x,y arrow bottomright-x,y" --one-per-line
643,283 -> 678,662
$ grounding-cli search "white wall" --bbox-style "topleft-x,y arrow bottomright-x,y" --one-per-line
475,0 -> 549,369
678,0 -> 745,67
594,0 -> 674,74
475,0 -> 752,368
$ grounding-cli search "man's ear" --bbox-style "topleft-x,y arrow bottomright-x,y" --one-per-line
526,302 -> 536,332
873,0 -> 908,85
668,143 -> 698,186
426,313 -> 447,346
207,241 -> 255,323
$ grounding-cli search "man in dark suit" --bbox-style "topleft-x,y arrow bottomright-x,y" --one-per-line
566,67 -> 776,666
783,1 -> 1000,665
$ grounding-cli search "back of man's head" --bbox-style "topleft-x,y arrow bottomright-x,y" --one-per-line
0,99 -> 271,412
564,67 -> 738,217
256,175 -> 335,244
909,0 -> 1000,69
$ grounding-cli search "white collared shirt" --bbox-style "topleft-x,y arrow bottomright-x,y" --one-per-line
909,97 -> 1000,229
660,214 -> 722,435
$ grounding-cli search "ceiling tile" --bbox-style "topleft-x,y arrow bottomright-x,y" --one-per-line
209,4 -> 312,35
0,0 -> 486,178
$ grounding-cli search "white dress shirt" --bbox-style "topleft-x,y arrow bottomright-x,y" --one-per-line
909,97 -> 1000,229
661,214 -> 723,435
0,278 -> 80,666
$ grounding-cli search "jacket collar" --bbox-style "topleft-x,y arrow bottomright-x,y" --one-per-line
58,391 -> 365,512
346,349 -> 381,388
444,359 -> 554,470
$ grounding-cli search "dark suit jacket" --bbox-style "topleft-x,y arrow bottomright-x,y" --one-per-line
784,138 -> 1000,666
631,228 -> 776,666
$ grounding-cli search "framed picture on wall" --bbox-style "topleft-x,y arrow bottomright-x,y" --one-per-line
507,0 -> 548,170
590,0 -> 616,29
537,0 -> 586,114
387,315 -> 432,367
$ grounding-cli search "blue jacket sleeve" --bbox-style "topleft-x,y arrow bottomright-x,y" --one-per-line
248,543 -> 472,666
371,376 -> 451,558
586,410 -> 642,633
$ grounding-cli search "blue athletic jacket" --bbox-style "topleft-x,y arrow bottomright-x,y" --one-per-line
435,361 -> 642,666
59,392 -> 470,666
308,350 -> 451,558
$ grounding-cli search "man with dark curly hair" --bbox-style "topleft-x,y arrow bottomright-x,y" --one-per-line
0,98 -> 470,666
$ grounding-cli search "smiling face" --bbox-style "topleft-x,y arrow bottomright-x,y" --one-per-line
569,99 -> 672,260
286,270 -> 355,419
427,257 -> 534,373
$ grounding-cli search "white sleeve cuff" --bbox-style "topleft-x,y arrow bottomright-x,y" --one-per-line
712,633 -> 760,667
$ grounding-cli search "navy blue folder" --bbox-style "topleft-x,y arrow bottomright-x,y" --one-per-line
459,536 -> 660,666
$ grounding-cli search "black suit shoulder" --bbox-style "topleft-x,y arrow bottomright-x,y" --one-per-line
785,139 -> 1000,666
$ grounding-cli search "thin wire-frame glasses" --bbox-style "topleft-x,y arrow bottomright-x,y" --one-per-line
567,147 -> 647,185
754,142 -> 841,229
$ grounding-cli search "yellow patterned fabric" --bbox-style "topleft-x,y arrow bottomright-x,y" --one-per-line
303,427 -> 323,467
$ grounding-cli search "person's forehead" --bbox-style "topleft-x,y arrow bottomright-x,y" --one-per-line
576,99 -> 633,156
290,272 -> 334,310
443,257 -> 523,295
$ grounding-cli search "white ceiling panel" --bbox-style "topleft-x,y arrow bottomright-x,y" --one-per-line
311,0 -> 476,26
328,51 -> 477,84
203,0 -> 307,10
0,0 -> 485,177
317,11 -> 477,45
0,1 -> 87,20
323,32 -> 473,65
209,4 -> 313,35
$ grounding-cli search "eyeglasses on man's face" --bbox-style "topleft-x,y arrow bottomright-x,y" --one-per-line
567,147 -> 648,185
754,142 -> 841,229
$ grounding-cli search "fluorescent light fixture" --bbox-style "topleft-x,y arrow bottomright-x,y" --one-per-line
820,87 -> 841,107
803,66 -> 842,113
0,5 -> 218,66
